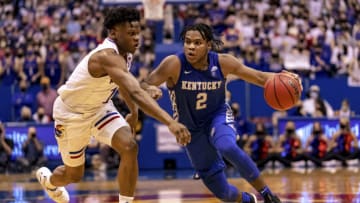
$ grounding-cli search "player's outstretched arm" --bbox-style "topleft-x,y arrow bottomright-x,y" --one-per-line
94,50 -> 191,145
117,88 -> 138,134
219,54 -> 275,87
219,54 -> 302,90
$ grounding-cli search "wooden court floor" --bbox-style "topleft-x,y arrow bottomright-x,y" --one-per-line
1,167 -> 360,203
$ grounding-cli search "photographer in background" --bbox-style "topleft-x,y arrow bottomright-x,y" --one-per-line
18,126 -> 46,172
0,122 -> 14,173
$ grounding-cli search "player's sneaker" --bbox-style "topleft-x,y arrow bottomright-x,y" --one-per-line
264,194 -> 281,203
242,192 -> 257,203
36,167 -> 70,203
192,172 -> 200,180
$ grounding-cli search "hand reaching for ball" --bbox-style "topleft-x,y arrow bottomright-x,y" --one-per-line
264,71 -> 303,111
280,70 -> 303,92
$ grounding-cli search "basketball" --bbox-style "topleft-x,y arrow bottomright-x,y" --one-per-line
264,73 -> 302,111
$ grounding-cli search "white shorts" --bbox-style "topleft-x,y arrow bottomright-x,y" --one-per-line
53,97 -> 129,167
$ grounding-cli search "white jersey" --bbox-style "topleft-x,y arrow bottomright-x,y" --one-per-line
58,38 -> 132,113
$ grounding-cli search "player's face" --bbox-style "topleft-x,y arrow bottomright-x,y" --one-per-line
112,21 -> 140,54
183,30 -> 210,65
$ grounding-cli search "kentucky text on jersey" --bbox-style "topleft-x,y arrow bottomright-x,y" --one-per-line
181,81 -> 222,91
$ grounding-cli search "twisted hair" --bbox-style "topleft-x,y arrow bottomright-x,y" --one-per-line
180,23 -> 223,52
103,7 -> 140,30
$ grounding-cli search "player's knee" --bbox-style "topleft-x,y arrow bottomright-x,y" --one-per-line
111,127 -> 139,156
124,139 -> 138,155
217,141 -> 239,156
115,138 -> 138,156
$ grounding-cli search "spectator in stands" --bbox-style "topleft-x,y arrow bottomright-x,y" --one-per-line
100,144 -> 120,170
335,99 -> 355,119
301,85 -> 334,118
310,36 -> 333,77
139,27 -> 155,67
12,79 -> 34,118
18,106 -> 34,122
313,98 -> 328,118
221,15 -> 242,57
14,48 -> 26,80
348,48 -> 360,86
243,46 -> 261,70
304,121 -> 328,167
43,45 -> 65,88
33,107 -> 51,124
85,137 -> 101,169
0,122 -> 14,173
20,44 -> 43,84
90,154 -> 107,181
330,40 -> 354,75
18,126 -> 46,172
268,48 -> 283,73
283,44 -> 311,74
36,76 -> 57,118
0,47 -> 19,86
328,118 -> 359,167
288,100 -> 307,117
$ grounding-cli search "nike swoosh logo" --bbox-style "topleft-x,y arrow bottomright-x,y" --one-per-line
184,71 -> 192,74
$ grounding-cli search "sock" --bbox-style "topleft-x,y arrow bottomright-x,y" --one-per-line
259,186 -> 273,198
119,194 -> 134,203
242,192 -> 252,203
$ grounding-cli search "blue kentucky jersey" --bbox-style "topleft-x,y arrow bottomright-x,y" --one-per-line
169,51 -> 230,131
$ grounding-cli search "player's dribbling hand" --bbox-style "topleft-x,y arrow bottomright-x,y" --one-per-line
281,70 -> 303,92
168,121 -> 191,146
146,85 -> 163,100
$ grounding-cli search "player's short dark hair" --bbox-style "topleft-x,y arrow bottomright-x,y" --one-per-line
180,23 -> 224,52
103,7 -> 140,30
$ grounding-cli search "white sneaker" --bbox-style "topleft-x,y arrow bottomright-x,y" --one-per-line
36,167 -> 70,203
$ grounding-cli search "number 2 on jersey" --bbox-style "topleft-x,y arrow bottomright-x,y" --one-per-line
196,92 -> 207,110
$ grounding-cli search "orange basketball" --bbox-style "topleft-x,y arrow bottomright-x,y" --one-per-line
264,73 -> 302,111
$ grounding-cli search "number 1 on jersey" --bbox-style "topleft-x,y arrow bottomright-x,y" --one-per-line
103,87 -> 118,103
196,92 -> 207,110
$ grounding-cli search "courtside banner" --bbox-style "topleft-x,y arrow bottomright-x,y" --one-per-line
4,123 -> 59,160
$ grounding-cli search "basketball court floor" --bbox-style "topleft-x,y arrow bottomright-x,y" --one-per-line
1,167 -> 360,203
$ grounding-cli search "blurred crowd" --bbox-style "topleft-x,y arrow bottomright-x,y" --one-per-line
1,0 -> 360,173
239,118 -> 360,170
1,0 -> 360,120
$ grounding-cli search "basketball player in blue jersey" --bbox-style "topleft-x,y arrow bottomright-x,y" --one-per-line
35,7 -> 190,203
142,23 -> 302,203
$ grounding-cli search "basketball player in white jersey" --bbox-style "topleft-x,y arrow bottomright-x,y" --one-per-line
36,7 -> 191,203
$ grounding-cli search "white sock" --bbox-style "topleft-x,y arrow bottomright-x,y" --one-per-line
119,194 -> 134,203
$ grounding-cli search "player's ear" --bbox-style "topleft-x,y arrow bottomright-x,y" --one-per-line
108,28 -> 116,39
